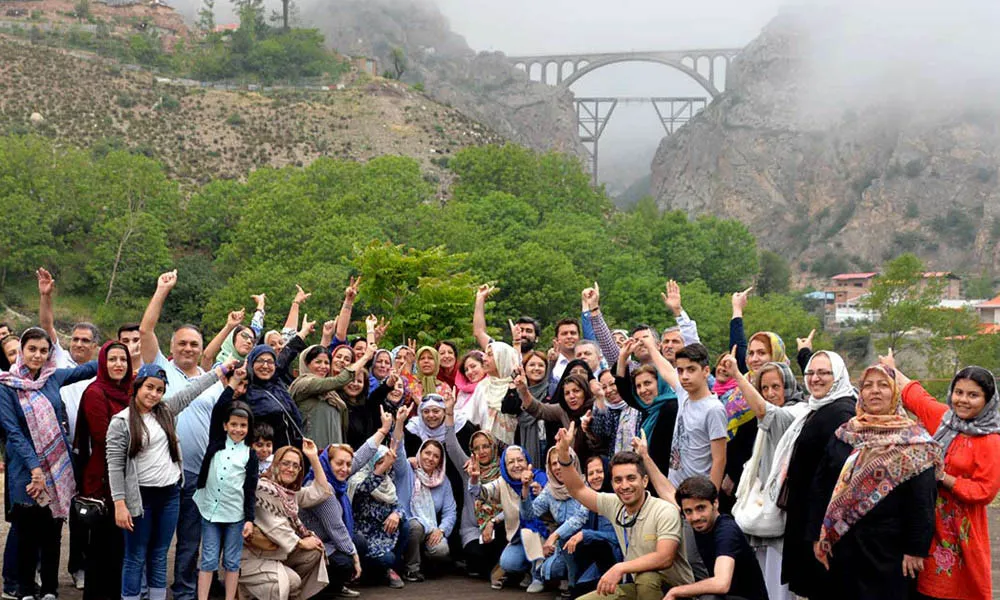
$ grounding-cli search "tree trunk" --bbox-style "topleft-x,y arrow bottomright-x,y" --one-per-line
282,0 -> 289,30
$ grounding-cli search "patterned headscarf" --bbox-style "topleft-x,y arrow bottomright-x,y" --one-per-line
470,430 -> 504,528
347,444 -> 397,505
818,365 -> 942,552
724,331 -> 789,439
409,440 -> 447,532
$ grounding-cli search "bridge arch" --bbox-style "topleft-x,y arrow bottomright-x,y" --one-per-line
558,54 -> 725,97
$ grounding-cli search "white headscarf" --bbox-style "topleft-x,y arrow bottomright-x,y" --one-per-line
406,393 -> 467,440
466,342 -> 518,425
804,351 -> 856,410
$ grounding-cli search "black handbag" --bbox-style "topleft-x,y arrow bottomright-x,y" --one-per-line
71,496 -> 107,527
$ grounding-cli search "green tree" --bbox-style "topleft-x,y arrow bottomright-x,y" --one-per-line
861,254 -> 942,350
86,213 -> 172,308
390,47 -> 407,79
197,0 -> 216,32
963,272 -> 996,300
757,250 -> 791,295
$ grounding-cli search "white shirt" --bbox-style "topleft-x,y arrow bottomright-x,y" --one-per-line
135,412 -> 182,487
54,342 -> 94,444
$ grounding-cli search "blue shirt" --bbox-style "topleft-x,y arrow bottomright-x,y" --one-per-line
194,437 -> 251,523
155,351 -> 224,474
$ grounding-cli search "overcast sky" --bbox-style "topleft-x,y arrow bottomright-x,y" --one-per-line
434,0 -> 782,54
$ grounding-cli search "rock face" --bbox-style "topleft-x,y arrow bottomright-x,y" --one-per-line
650,10 -> 1000,275
298,0 -> 585,160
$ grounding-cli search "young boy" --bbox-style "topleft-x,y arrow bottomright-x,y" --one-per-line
194,402 -> 259,600
666,344 -> 727,489
253,423 -> 274,475
667,477 -> 767,600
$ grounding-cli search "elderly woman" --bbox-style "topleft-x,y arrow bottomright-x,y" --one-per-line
716,355 -> 806,600
468,444 -> 548,593
808,365 -> 941,600
0,328 -> 97,600
779,351 -> 857,600
240,441 -> 332,600
347,406 -> 412,589
887,356 -> 1000,600
290,343 -> 375,449
443,393 -> 508,583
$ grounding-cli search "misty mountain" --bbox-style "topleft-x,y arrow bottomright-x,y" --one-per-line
650,6 -> 1000,274
294,0 -> 585,158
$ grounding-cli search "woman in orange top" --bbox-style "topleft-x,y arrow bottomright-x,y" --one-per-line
883,352 -> 1000,600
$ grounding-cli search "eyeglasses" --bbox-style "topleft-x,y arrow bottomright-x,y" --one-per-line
238,332 -> 255,341
278,460 -> 301,471
804,370 -> 834,378
255,359 -> 276,367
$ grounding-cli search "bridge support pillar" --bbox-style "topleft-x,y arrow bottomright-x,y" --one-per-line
575,98 -> 618,185
650,98 -> 707,135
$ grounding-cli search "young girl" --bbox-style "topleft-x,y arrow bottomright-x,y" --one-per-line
194,401 -> 259,600
106,362 -> 228,600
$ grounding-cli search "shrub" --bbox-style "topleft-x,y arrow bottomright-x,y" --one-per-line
226,112 -> 244,126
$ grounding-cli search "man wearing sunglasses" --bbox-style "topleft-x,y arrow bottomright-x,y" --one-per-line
554,422 -> 694,600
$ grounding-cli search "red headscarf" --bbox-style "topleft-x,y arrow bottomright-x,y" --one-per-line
92,341 -> 134,406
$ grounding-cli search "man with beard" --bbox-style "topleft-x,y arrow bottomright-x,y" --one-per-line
555,423 -> 693,600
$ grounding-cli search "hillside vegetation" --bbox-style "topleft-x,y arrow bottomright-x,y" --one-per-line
0,34 -> 502,187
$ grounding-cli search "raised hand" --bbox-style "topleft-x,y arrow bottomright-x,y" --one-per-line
374,318 -> 390,342
620,337 -> 638,359
299,314 -> 316,338
36,267 -> 55,296
365,314 -> 378,331
344,277 -> 360,303
157,269 -> 178,292
227,309 -> 246,328
661,279 -> 682,315
464,458 -> 480,481
582,281 -> 600,311
520,463 -> 535,486
476,284 -> 497,303
322,319 -> 337,337
379,405 -> 394,434
631,429 -> 649,458
251,293 -> 266,309
407,338 -> 417,354
879,347 -> 896,370
508,319 -> 522,346
229,366 -> 248,387
442,385 -> 457,414
302,438 -> 318,460
395,404 -> 411,429
796,328 -> 816,352
294,284 -> 311,305
732,286 -> 753,316
717,352 -> 738,378
513,366 -> 529,395
556,422 -> 576,453
580,409 -> 593,434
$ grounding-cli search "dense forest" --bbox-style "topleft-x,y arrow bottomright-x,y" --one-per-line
0,134 -> 823,355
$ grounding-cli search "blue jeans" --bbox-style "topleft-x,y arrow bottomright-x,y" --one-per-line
171,475 -> 201,600
199,520 -> 244,573
499,541 -> 540,582
122,485 -> 180,600
3,520 -> 18,594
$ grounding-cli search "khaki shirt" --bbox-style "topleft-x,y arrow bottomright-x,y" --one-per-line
595,492 -> 694,588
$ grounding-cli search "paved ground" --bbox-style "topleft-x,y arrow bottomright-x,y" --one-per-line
1,477 -> 998,600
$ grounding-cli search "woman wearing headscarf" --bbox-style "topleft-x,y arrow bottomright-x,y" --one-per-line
106,362 -> 226,600
515,371 -> 595,460
436,341 -> 459,389
201,310 -> 257,370
290,343 -> 375,449
454,351 -> 486,417
402,439 -> 455,582
777,351 -> 857,600
808,364 -> 941,600
443,394 -> 508,584
585,370 -> 640,459
0,328 -> 97,600
368,349 -> 393,395
467,444 -> 548,592
715,356 -> 806,600
511,350 -> 550,468
520,447 -> 588,594
298,409 -> 397,598
347,407 -> 412,589
466,342 -> 519,445
76,341 -> 134,600
889,357 -> 1000,600
239,441 -> 332,600
614,338 -> 679,471
415,346 -> 449,398
245,345 -> 305,451
562,455 -> 620,598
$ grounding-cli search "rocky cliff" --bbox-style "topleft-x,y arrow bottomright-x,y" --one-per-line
298,0 -> 585,160
650,10 -> 1000,275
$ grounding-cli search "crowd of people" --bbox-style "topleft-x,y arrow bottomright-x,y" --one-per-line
0,266 -> 998,600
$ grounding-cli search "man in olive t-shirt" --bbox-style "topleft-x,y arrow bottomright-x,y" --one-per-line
555,423 -> 694,600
